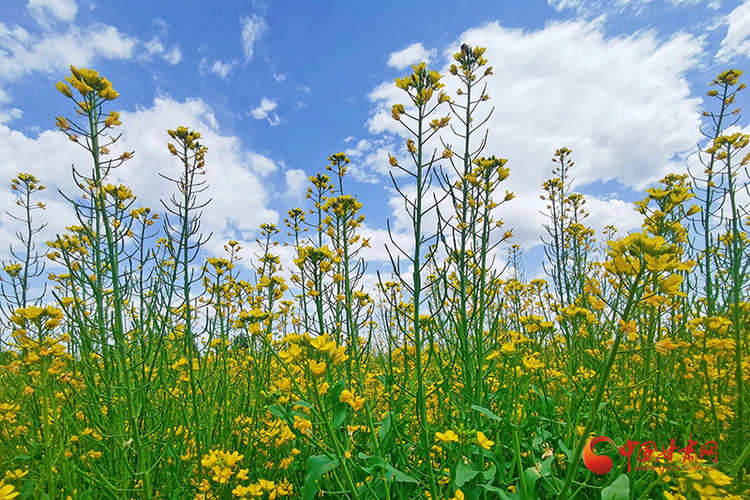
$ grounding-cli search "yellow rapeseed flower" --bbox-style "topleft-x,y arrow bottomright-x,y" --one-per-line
522,354 -> 544,371
104,111 -> 121,128
308,359 -> 326,378
55,81 -> 73,98
655,338 -> 679,355
435,430 -> 459,443
0,483 -> 19,500
476,431 -> 494,450
619,319 -> 638,341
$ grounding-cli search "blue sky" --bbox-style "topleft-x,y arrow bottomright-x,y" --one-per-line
2,0 -> 750,285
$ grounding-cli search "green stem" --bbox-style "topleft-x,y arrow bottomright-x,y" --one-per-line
88,98 -> 152,499
556,273 -> 642,499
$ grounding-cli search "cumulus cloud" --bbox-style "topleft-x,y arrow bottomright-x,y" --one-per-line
241,14 -> 268,61
0,23 -> 136,81
251,98 -> 281,125
247,152 -> 277,177
0,20 -> 137,126
251,98 -> 277,119
285,168 -> 308,199
0,88 -> 21,124
456,21 -> 702,189
366,81 -> 409,137
0,125 -> 87,263
716,1 -> 750,61
27,0 -> 78,24
387,42 -> 436,70
365,19 -> 703,258
209,60 -> 236,79
0,96 -> 279,265
143,38 -> 182,65
115,98 -> 278,251
163,46 -> 182,65
344,136 -> 398,184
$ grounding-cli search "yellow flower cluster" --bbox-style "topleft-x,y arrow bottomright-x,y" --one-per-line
57,66 -> 119,101
198,449 -> 246,491
449,44 -> 492,80
394,62 -> 448,106
10,305 -> 63,331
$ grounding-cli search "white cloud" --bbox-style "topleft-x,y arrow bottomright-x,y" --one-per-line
144,37 -> 182,65
163,46 -> 182,65
0,21 -> 137,125
241,14 -> 267,61
459,21 -> 702,189
547,0 -> 601,15
115,98 -> 278,257
344,137 -> 398,184
285,168 -> 308,199
0,22 -> 136,81
717,1 -> 750,61
250,98 -> 281,125
0,125 -> 86,264
358,222 -> 414,264
366,81 -> 410,137
346,139 -> 372,157
273,73 -> 286,82
210,60 -> 236,79
0,96 -> 280,266
144,38 -> 165,55
251,98 -> 277,119
549,0 -> 713,16
248,152 -> 277,177
387,42 -> 436,70
27,0 -> 78,24
365,19 -> 704,256
0,88 -> 21,124
583,196 -> 644,235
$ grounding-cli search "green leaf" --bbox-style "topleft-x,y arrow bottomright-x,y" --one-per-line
355,452 -> 418,483
523,466 -> 541,488
20,480 -> 36,497
292,399 -> 314,409
267,404 -> 285,419
331,402 -> 347,430
601,474 -> 630,500
481,482 -> 518,500
303,455 -> 340,500
471,404 -> 501,421
385,463 -> 419,483
481,464 -> 497,481
455,461 -> 479,487
539,456 -> 554,477
558,439 -> 574,462
377,412 -> 393,442
530,385 -> 557,418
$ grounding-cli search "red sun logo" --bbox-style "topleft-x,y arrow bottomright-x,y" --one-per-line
583,436 -> 615,474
